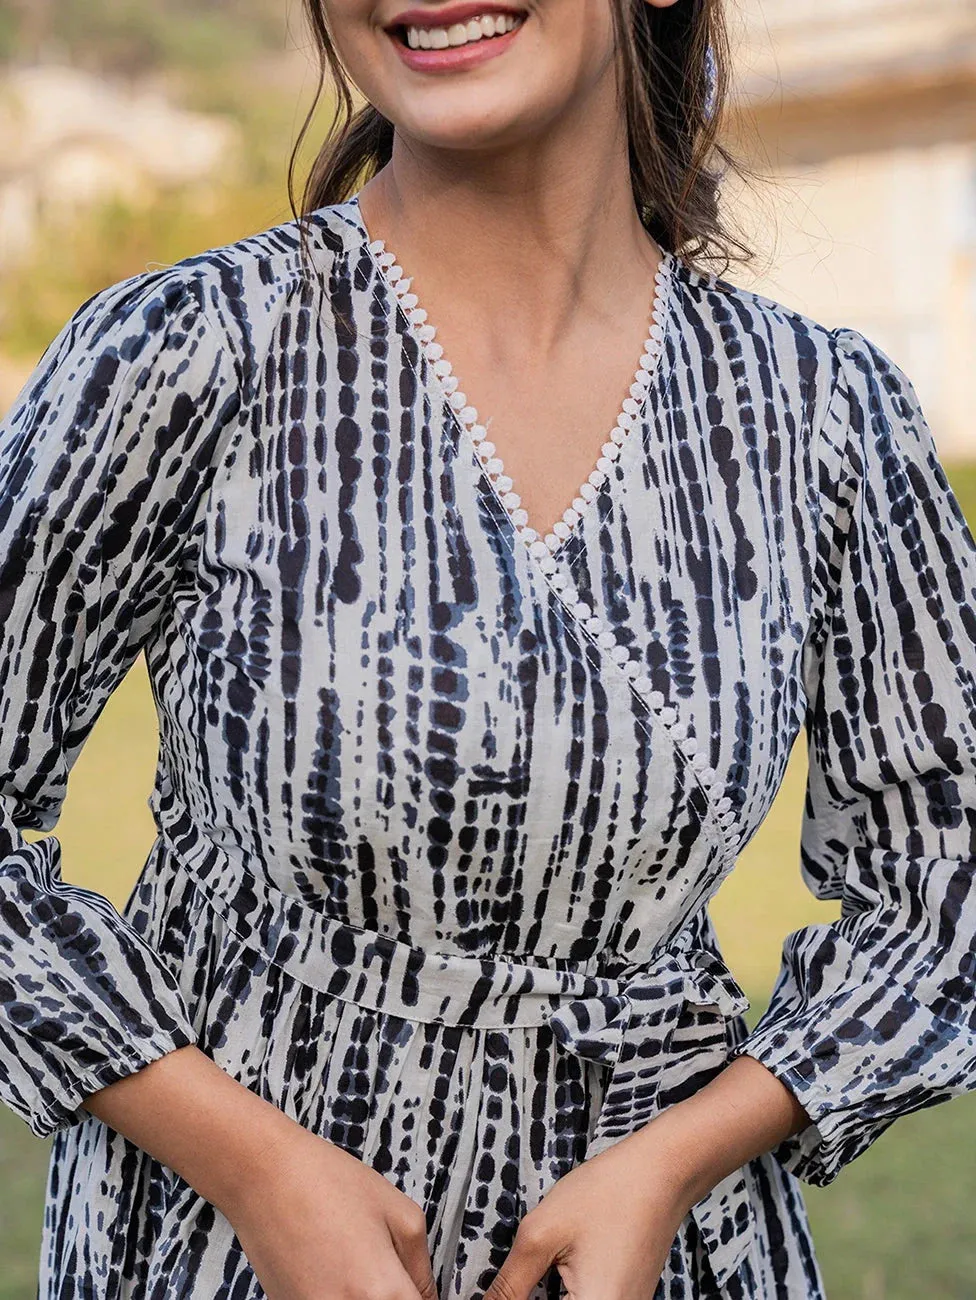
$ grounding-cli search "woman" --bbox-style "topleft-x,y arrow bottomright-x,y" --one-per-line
1,0 -> 975,1295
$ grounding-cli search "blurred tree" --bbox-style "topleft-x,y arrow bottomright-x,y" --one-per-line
0,0 -> 52,61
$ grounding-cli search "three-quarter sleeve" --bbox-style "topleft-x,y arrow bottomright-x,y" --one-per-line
0,269 -> 242,1138
731,325 -> 976,1187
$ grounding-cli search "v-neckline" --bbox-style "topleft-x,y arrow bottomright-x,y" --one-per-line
348,192 -> 675,565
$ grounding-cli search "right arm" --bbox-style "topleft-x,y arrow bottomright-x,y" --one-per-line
0,270 -> 234,1139
84,1045 -> 438,1300
0,270 -> 434,1300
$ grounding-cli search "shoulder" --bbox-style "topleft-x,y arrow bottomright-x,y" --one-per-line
673,258 -> 920,435
165,201 -> 360,319
671,256 -> 844,369
676,257 -> 911,384
61,202 -> 363,388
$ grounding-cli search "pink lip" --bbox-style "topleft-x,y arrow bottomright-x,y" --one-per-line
388,2 -> 526,26
385,6 -> 527,73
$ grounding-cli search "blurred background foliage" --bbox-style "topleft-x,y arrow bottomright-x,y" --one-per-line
0,0 -> 331,362
0,0 -> 284,74
0,2 -> 975,1297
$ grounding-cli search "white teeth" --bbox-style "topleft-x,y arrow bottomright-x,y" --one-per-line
404,11 -> 520,50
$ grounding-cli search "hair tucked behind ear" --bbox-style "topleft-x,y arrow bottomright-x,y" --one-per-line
289,0 -> 753,276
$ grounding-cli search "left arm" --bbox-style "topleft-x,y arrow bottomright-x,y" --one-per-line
481,1050 -> 809,1300
487,326 -> 976,1298
627,1051 -> 814,1208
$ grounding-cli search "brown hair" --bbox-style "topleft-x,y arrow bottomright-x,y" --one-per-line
288,0 -> 753,277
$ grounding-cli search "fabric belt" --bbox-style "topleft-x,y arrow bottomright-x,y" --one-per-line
157,801 -> 759,1288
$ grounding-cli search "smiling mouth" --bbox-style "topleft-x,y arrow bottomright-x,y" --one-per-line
389,10 -> 525,50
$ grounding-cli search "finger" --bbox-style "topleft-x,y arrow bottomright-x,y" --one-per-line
484,1221 -> 556,1300
346,1246 -> 427,1300
391,1205 -> 438,1300
398,1235 -> 438,1300
376,1258 -> 430,1300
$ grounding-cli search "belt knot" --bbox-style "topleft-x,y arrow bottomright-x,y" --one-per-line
548,946 -> 749,1078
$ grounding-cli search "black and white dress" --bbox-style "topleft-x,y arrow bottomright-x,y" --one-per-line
2,194 -> 976,1299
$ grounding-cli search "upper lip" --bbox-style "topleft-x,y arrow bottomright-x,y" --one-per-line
385,2 -> 527,29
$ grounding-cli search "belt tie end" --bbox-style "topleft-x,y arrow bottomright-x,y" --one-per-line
547,947 -> 757,1288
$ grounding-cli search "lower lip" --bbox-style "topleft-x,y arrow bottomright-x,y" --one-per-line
388,20 -> 525,72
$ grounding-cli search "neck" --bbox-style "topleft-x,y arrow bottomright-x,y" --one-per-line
355,90 -> 664,347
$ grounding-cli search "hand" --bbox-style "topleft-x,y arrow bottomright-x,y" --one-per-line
482,1052 -> 815,1300
225,1121 -> 438,1300
484,1120 -> 694,1300
83,1044 -> 437,1300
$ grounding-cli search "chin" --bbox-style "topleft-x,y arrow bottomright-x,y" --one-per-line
388,87 -> 544,152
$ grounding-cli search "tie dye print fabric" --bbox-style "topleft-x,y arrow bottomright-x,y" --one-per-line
1,194 -> 975,1299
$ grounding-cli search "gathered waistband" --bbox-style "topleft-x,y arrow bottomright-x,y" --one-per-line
156,799 -> 759,1287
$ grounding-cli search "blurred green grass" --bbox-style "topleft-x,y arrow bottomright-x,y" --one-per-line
1,468 -> 974,1298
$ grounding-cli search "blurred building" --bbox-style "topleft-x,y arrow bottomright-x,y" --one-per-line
728,0 -> 976,459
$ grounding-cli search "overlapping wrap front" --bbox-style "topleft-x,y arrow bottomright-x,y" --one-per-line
160,796 -> 758,1289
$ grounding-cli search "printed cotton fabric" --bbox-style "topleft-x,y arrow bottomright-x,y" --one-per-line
1,195 -> 975,1299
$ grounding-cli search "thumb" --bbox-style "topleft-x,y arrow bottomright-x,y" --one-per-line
485,1220 -> 557,1300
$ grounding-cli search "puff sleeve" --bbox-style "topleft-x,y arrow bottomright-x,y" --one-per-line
0,268 -> 242,1138
731,325 -> 976,1187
